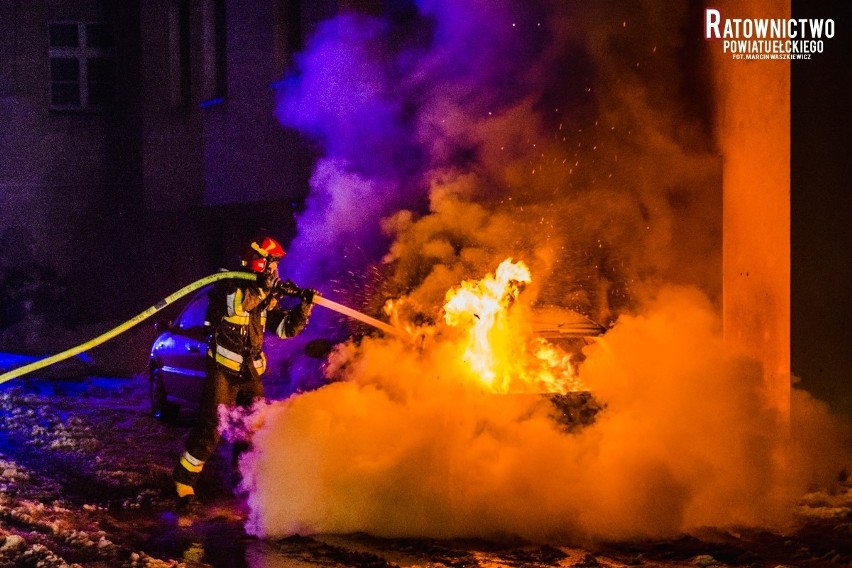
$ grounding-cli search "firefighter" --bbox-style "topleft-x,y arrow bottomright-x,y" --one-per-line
173,236 -> 317,507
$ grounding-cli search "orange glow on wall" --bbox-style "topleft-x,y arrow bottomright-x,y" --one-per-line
711,0 -> 791,418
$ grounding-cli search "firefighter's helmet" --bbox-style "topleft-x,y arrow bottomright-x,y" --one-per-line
241,236 -> 286,273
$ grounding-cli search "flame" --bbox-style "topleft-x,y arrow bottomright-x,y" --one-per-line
531,338 -> 584,393
442,258 -> 579,394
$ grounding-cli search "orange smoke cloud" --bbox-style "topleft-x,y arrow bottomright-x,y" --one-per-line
239,281 -> 849,542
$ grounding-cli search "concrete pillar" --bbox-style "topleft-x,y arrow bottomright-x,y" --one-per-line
710,1 -> 791,418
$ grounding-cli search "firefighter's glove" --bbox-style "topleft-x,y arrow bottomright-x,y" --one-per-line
299,297 -> 315,320
258,272 -> 280,292
273,278 -> 302,297
300,288 -> 320,305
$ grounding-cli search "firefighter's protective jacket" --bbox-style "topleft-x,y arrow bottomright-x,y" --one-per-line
205,279 -> 310,377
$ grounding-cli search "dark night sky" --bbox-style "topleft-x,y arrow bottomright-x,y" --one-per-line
791,0 -> 852,413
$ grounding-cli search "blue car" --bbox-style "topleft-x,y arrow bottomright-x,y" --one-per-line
148,287 -> 213,421
148,287 -> 605,422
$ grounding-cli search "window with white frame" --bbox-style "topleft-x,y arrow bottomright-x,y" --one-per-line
48,22 -> 116,111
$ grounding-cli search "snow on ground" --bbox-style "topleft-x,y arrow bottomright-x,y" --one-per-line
0,375 -> 188,567
0,370 -> 851,567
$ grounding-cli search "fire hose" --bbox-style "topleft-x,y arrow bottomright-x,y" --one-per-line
0,270 -> 403,386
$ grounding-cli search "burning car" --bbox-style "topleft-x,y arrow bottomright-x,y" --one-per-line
149,260 -> 605,427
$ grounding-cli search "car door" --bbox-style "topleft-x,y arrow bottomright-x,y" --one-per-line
159,289 -> 211,405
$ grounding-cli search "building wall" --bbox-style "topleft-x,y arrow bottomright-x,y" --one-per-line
1,0 -> 368,325
202,0 -> 311,207
0,1 -> 144,320
139,0 -> 204,214
135,0 -> 335,292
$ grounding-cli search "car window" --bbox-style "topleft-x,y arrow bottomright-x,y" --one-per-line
176,290 -> 210,330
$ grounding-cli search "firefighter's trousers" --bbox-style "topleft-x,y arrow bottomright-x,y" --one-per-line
173,358 -> 264,492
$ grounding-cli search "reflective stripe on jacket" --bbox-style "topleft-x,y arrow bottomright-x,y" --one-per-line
210,344 -> 267,375
207,281 -> 273,376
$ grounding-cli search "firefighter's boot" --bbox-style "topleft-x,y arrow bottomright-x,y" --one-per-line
173,451 -> 205,507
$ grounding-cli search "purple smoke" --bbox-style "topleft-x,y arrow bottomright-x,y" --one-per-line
275,2 -> 555,294
266,2 -> 563,389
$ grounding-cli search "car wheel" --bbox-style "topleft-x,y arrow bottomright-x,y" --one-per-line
150,366 -> 179,422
